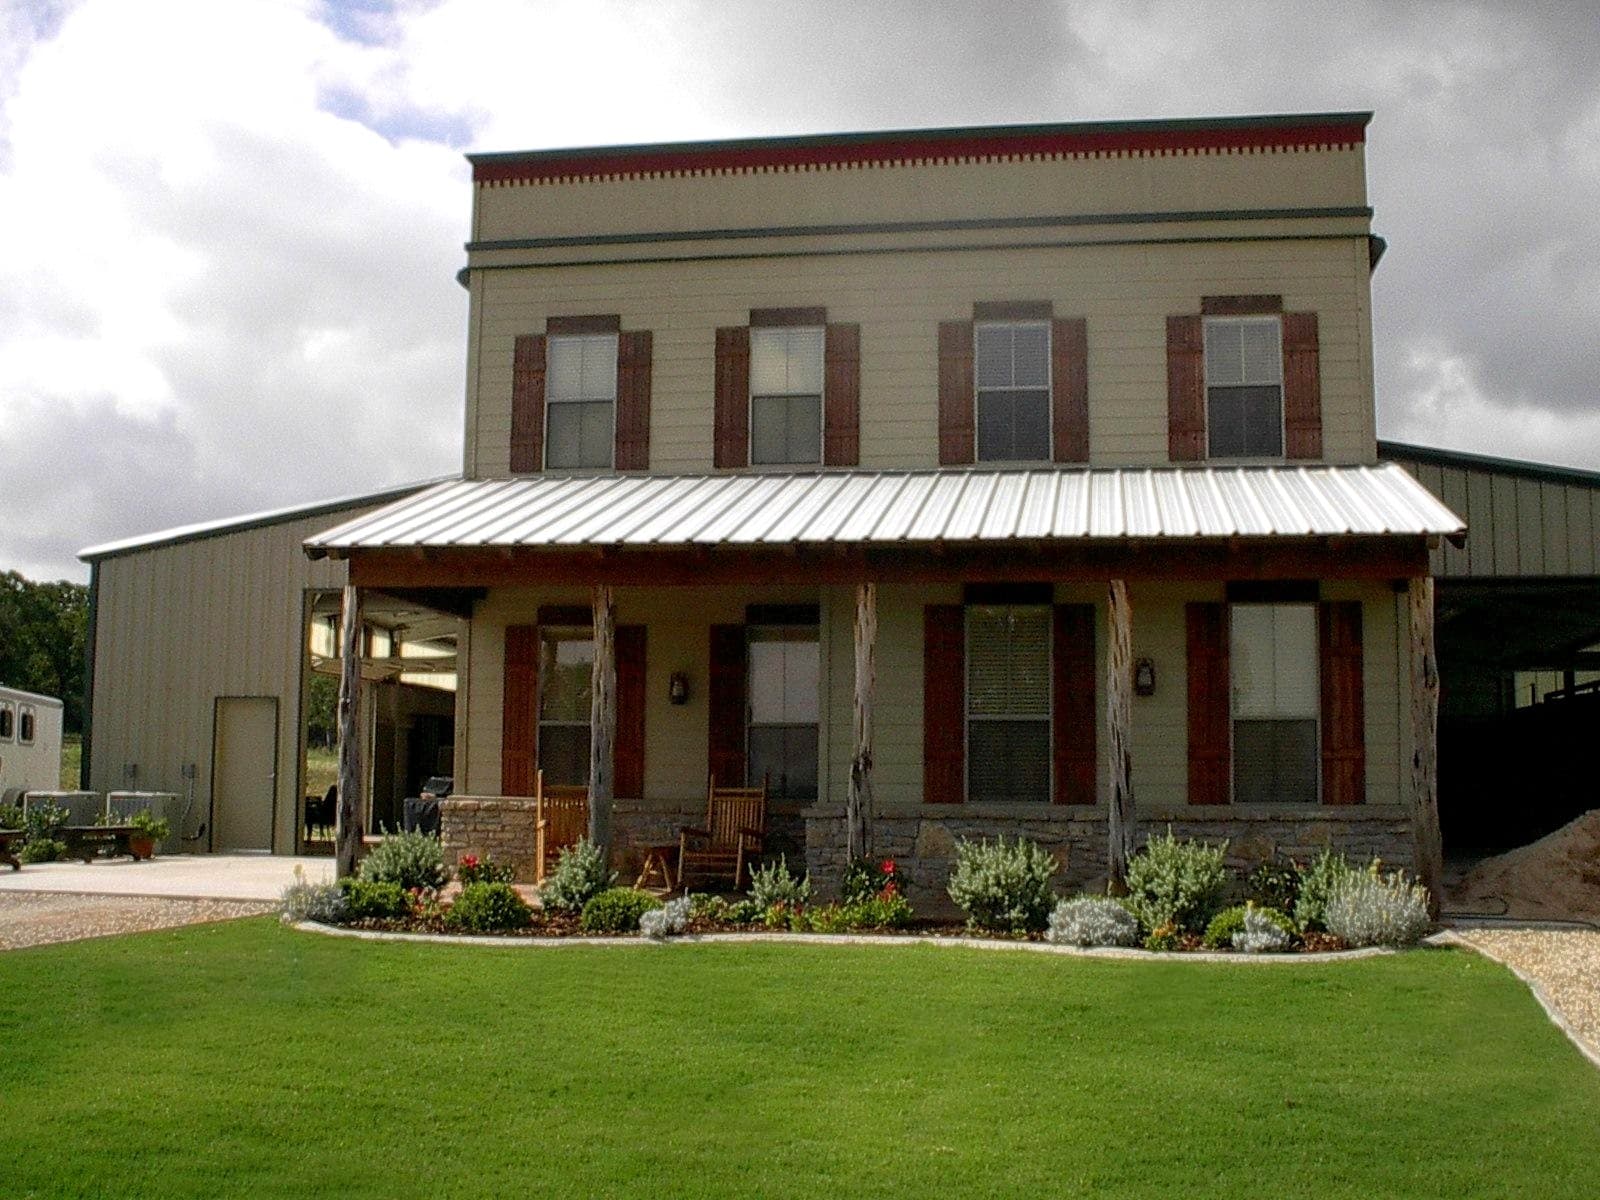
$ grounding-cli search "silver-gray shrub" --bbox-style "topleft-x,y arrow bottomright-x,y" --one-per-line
946,836 -> 1058,934
358,830 -> 450,892
1232,906 -> 1292,953
639,895 -> 691,939
1123,829 -> 1229,934
1324,870 -> 1432,947
539,837 -> 616,914
1046,895 -> 1139,948
279,866 -> 347,926
749,856 -> 811,909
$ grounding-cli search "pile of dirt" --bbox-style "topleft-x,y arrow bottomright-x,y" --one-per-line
1450,810 -> 1600,922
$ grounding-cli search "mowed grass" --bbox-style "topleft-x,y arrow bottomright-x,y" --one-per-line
2,921 -> 1597,1199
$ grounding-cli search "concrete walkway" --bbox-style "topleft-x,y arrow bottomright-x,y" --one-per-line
0,853 -> 330,901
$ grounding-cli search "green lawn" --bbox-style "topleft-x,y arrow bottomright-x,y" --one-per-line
2,921 -> 1596,1199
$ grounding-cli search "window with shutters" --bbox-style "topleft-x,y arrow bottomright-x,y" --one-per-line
750,327 -> 823,465
747,626 -> 819,800
545,334 -> 616,469
1231,604 -> 1318,804
1205,317 -> 1283,459
966,605 -> 1051,803
975,322 -> 1051,462
538,629 -> 592,786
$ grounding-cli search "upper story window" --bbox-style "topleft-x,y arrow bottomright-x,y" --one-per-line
750,327 -> 824,465
545,334 -> 617,469
1205,316 -> 1283,459
966,604 -> 1051,803
975,322 -> 1051,462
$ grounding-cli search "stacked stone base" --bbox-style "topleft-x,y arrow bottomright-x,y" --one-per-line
440,796 -> 706,883
804,805 -> 1417,906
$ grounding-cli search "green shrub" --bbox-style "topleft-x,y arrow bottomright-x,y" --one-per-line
18,837 -> 66,864
749,856 -> 811,909
279,866 -> 347,925
722,898 -> 762,924
1233,906 -> 1295,953
24,802 -> 67,841
688,893 -> 728,921
1124,829 -> 1228,934
1,804 -> 26,830
1142,921 -> 1181,952
539,838 -> 616,915
580,887 -> 662,933
457,854 -> 515,886
358,830 -> 449,892
1325,871 -> 1432,947
1247,858 -> 1301,913
1294,849 -> 1364,932
447,882 -> 533,933
840,856 -> 902,904
1047,896 -> 1141,947
1204,903 -> 1295,950
338,877 -> 412,921
800,891 -> 915,933
129,810 -> 171,842
946,836 -> 1057,934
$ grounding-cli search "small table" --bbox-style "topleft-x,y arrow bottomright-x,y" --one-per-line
634,844 -> 677,892
0,828 -> 21,870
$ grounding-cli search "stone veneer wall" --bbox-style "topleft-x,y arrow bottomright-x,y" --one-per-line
441,796 -> 709,883
804,805 -> 1416,905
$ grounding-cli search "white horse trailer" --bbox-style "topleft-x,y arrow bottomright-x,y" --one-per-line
0,686 -> 65,806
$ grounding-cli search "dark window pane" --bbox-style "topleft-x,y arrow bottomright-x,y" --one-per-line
967,720 -> 1050,803
546,400 -> 613,468
751,394 -> 821,464
1233,719 -> 1317,804
977,389 -> 1049,461
1208,385 -> 1282,458
748,724 -> 818,800
784,395 -> 821,464
1012,325 -> 1049,386
977,391 -> 1014,460
751,395 -> 790,463
538,724 -> 590,787
1011,390 -> 1049,460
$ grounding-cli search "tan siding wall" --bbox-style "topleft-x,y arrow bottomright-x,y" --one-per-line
88,506 -> 393,853
468,238 -> 1375,477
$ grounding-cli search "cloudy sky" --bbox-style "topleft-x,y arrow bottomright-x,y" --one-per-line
2,0 -> 1596,582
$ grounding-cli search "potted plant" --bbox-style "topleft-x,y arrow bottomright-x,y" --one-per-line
127,810 -> 171,860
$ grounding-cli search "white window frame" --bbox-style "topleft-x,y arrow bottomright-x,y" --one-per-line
1228,602 -> 1320,805
1203,315 -> 1285,462
748,325 -> 825,468
544,332 -> 617,471
974,320 -> 1053,465
963,603 -> 1054,804
745,624 -> 821,801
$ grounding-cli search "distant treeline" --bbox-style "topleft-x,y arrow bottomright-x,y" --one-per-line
0,570 -> 88,733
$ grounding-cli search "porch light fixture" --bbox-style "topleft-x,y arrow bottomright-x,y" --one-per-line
1134,657 -> 1156,697
668,671 -> 690,705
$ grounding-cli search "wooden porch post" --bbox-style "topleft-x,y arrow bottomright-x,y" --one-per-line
1106,580 -> 1135,891
1408,576 -> 1443,918
847,582 -> 876,861
588,584 -> 617,857
335,583 -> 364,879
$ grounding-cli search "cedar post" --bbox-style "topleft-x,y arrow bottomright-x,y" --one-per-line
1106,580 -> 1135,891
1408,576 -> 1443,918
588,584 -> 617,857
847,582 -> 877,861
334,583 -> 364,878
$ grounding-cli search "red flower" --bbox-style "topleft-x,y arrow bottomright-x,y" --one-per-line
461,854 -> 479,869
881,858 -> 896,874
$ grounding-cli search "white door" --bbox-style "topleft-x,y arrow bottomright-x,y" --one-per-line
213,697 -> 277,851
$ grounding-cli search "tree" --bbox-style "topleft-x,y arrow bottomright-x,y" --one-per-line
0,571 -> 89,733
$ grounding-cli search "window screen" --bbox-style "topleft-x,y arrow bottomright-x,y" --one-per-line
747,628 -> 819,800
1231,604 -> 1317,804
966,605 -> 1051,802
538,632 -> 593,786
750,327 -> 823,465
546,334 -> 616,469
1206,317 -> 1283,458
975,323 -> 1050,462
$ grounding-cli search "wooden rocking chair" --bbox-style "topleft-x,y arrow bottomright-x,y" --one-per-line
676,776 -> 767,891
533,770 -> 590,884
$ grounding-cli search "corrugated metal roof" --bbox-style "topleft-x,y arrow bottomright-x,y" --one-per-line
303,464 -> 1465,557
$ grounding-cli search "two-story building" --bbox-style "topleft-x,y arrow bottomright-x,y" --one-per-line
300,112 -> 1462,899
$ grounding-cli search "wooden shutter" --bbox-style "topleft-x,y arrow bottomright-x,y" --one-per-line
937,320 -> 975,465
923,604 -> 965,803
713,326 -> 750,468
615,624 -> 647,798
1052,603 -> 1096,804
1186,602 -> 1230,805
707,624 -> 747,786
1282,312 -> 1323,459
823,322 -> 860,466
501,623 -> 538,796
1051,317 -> 1090,463
1319,601 -> 1365,805
615,330 -> 652,470
1167,316 -> 1206,462
510,334 -> 546,472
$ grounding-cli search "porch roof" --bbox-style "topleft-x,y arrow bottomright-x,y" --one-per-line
304,463 -> 1463,559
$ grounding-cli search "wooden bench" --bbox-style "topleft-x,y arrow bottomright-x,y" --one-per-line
0,828 -> 21,870
60,825 -> 151,863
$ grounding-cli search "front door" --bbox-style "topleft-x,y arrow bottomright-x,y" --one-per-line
212,696 -> 277,851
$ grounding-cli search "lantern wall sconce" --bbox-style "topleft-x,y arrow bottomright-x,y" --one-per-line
668,671 -> 690,705
1134,657 -> 1156,697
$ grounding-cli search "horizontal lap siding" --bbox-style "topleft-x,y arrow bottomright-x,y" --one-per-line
470,239 -> 1374,476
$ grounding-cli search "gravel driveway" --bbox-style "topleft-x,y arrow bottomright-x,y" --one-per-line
0,892 -> 272,951
1446,926 -> 1600,1068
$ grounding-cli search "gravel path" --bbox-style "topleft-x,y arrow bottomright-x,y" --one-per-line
0,892 -> 272,951
1448,926 -> 1600,1068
